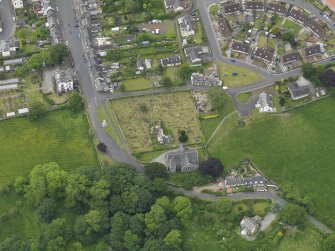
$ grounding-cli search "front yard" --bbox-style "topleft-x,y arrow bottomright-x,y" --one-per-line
109,91 -> 204,153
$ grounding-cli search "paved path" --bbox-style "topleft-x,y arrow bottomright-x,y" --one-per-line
171,187 -> 333,233
0,0 -> 16,40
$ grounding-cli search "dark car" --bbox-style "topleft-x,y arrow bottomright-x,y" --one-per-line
231,59 -> 236,63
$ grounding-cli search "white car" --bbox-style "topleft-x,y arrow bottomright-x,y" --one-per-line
65,41 -> 69,46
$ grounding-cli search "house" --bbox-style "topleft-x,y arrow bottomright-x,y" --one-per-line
252,48 -> 274,63
12,0 -> 24,9
267,3 -> 287,15
225,175 -> 267,187
178,15 -> 196,37
287,76 -> 313,100
231,41 -> 251,54
220,2 -> 242,15
281,51 -> 301,64
218,18 -> 233,37
306,20 -> 327,38
160,56 -> 182,67
136,59 -> 152,72
164,0 -> 184,12
184,45 -> 211,63
165,145 -> 199,173
0,39 -> 19,57
288,9 -> 307,24
0,79 -> 19,91
245,1 -> 264,11
3,58 -> 25,66
255,92 -> 276,112
190,73 -> 222,86
151,121 -> 172,144
304,44 -> 322,57
54,68 -> 76,94
240,216 -> 261,237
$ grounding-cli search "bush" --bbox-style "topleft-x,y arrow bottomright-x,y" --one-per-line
0,213 -> 9,222
97,142 -> 107,153
178,131 -> 188,143
28,101 -> 44,121
169,172 -> 212,190
0,182 -> 12,195
280,203 -> 306,226
68,92 -> 84,113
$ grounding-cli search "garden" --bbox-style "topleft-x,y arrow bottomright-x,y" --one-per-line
109,91 -> 204,153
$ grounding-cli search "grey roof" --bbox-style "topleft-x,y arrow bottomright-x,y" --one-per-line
253,48 -> 274,62
165,147 -> 199,171
218,18 -> 233,37
55,68 -> 75,84
268,3 -> 287,14
184,45 -> 211,62
179,15 -> 196,32
289,9 -> 307,24
3,58 -> 25,65
241,216 -> 261,232
221,3 -> 242,13
231,41 -> 250,54
287,82 -> 311,99
245,1 -> 264,10
257,92 -> 273,108
225,175 -> 267,186
304,44 -> 321,57
160,55 -> 182,67
0,84 -> 18,91
306,20 -> 327,38
191,73 -> 221,86
282,51 -> 300,64
0,78 -> 19,85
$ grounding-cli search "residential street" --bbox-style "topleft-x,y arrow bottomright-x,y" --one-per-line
0,0 -> 15,40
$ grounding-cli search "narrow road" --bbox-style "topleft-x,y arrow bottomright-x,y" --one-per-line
0,0 -> 16,40
171,187 -> 333,233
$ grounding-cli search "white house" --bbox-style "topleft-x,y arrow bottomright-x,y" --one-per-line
12,0 -> 24,9
54,68 -> 75,94
255,92 -> 276,112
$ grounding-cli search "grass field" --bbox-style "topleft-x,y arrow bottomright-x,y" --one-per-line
110,91 -> 204,153
209,97 -> 335,228
282,19 -> 303,34
0,109 -> 99,183
122,77 -> 152,91
217,63 -> 263,87
236,92 -> 252,104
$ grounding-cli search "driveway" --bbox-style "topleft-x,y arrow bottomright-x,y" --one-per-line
0,0 -> 16,40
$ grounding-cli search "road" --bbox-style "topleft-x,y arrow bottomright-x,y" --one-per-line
171,187 -> 333,233
0,0 -> 15,40
53,0 -> 143,171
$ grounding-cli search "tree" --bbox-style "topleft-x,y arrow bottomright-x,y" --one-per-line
110,212 -> 130,250
67,92 -> 83,113
173,196 -> 192,226
0,235 -> 30,251
28,101 -> 44,121
89,178 -> 110,209
282,32 -> 295,45
207,86 -> 226,111
145,204 -> 166,233
65,174 -> 91,209
301,63 -> 323,86
144,162 -> 168,180
163,229 -> 182,250
97,142 -> 107,153
84,210 -> 109,234
178,130 -> 188,143
177,64 -> 193,81
280,203 -> 306,226
14,176 -> 27,194
199,158 -> 224,177
270,200 -> 282,213
36,197 -> 56,222
208,197 -> 233,215
49,44 -> 69,65
321,234 -> 335,251
279,97 -> 286,107
161,76 -> 173,87
123,230 -> 140,251
320,69 -> 335,87
28,53 -> 44,70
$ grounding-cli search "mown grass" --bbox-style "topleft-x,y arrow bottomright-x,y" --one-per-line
282,19 -> 303,34
217,63 -> 264,87
0,109 -> 99,183
209,97 -> 335,228
122,77 -> 152,91
236,92 -> 252,104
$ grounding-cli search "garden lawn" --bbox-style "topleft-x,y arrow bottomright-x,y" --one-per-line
209,97 -> 335,228
282,19 -> 303,34
236,92 -> 252,104
110,91 -> 204,153
0,109 -> 99,183
122,78 -> 152,91
218,63 -> 263,87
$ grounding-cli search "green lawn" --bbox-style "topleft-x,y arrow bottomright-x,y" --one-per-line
257,34 -> 275,49
218,63 -> 264,87
122,77 -> 152,91
0,109 -> 99,183
236,92 -> 252,104
209,97 -> 335,228
282,19 -> 303,34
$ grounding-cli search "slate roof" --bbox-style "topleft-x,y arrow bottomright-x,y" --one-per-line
231,41 -> 251,54
268,3 -> 287,14
287,82 -> 311,99
184,45 -> 211,62
257,92 -> 273,108
306,20 -> 327,38
281,51 -> 301,64
160,56 -> 182,67
221,3 -> 242,13
218,18 -> 233,37
165,146 -> 199,171
225,175 -> 267,187
245,1 -> 264,10
304,44 -> 321,57
289,9 -> 307,24
253,48 -> 274,62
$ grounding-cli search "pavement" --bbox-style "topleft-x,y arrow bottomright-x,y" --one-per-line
0,0 -> 16,40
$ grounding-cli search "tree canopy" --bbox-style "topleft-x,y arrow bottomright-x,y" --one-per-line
144,162 -> 168,180
207,86 -> 226,111
67,92 -> 84,113
280,203 -> 306,226
199,158 -> 224,177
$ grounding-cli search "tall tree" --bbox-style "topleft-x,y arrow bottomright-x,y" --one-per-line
144,162 -> 168,180
199,158 -> 224,177
68,92 -> 84,113
28,101 -> 44,122
280,203 -> 306,226
207,86 -> 226,111
163,229 -> 182,250
173,196 -> 193,226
